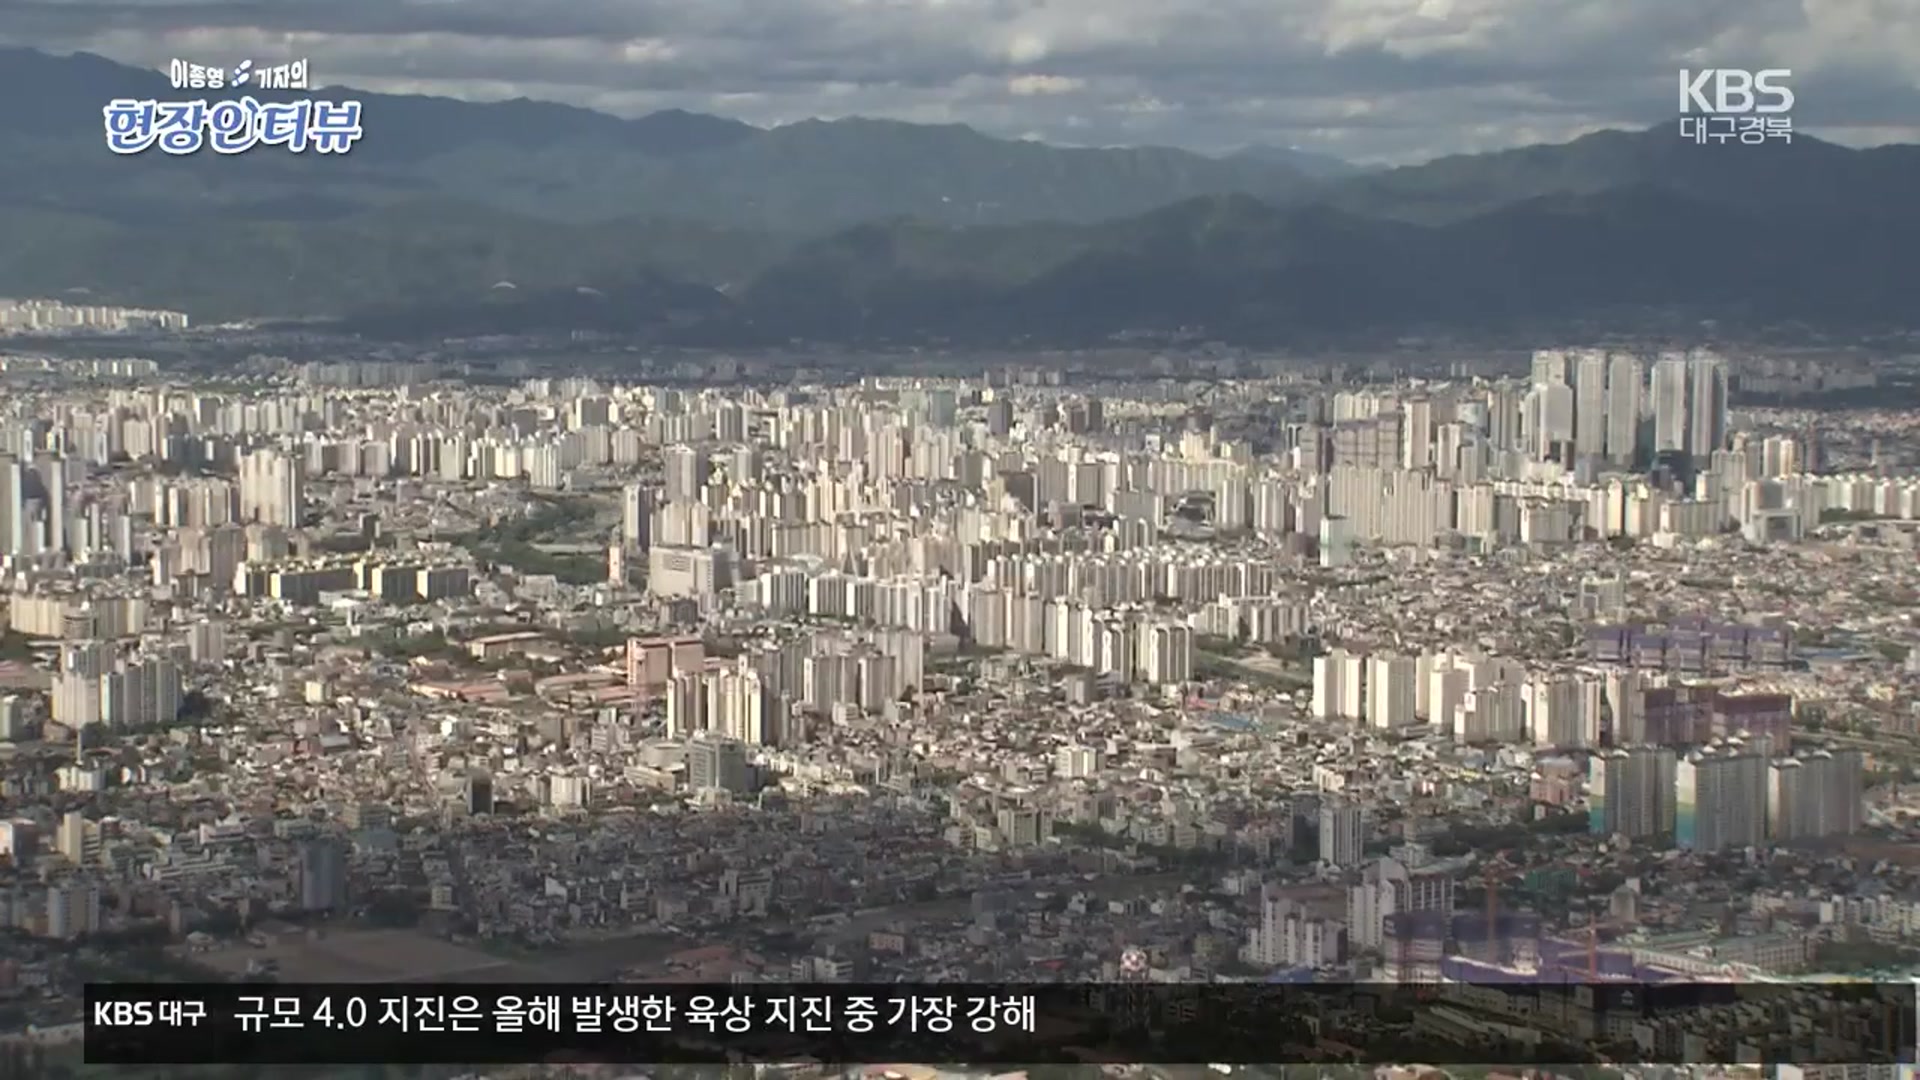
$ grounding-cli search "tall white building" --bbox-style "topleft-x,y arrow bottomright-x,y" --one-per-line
1424,654 -> 1473,729
1530,349 -> 1570,387
1652,353 -> 1691,455
620,483 -> 654,551
1248,891 -> 1344,970
1054,744 -> 1102,780
1312,648 -> 1366,722
33,454 -> 65,557
706,664 -> 771,745
51,671 -> 101,729
1139,621 -> 1193,685
1367,654 -> 1417,730
1486,382 -> 1525,451
1526,674 -> 1599,750
239,448 -> 303,527
1688,350 -> 1730,460
1677,742 -> 1770,853
1454,681 -> 1524,743
1573,350 -> 1609,459
665,668 -> 706,737
1588,746 -> 1676,840
1768,749 -> 1865,842
663,444 -> 704,502
1318,514 -> 1355,568
1605,352 -> 1643,465
0,455 -> 25,556
1401,398 -> 1436,470
1526,383 -> 1575,462
1603,669 -> 1645,744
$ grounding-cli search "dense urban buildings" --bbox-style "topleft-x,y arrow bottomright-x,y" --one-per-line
0,300 -> 187,335
0,342 -> 1913,1067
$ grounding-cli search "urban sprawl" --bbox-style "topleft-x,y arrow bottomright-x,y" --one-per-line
0,341 -> 1914,1079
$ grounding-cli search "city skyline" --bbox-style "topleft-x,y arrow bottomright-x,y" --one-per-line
0,341 -> 1910,1057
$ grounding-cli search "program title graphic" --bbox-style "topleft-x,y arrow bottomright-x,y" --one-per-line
103,58 -> 365,156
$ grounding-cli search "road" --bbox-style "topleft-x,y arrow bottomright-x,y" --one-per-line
1815,729 -> 1919,757
513,870 -> 1198,981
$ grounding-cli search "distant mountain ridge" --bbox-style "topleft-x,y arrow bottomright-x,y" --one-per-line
324,183 -> 1920,345
0,47 -> 1330,229
249,174 -> 1920,344
2,48 -> 1918,344
713,184 -> 1920,344
1224,144 -> 1367,179
1324,127 -> 1920,222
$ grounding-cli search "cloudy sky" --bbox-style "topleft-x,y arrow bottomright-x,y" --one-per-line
4,0 -> 1917,162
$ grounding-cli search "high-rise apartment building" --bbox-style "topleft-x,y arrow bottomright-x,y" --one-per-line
986,399 -> 1013,437
1318,799 -> 1366,868
1486,382 -> 1524,452
298,838 -> 349,912
706,664 -> 771,745
1652,353 -> 1691,455
1312,648 -> 1366,722
1605,352 -> 1643,466
52,652 -> 181,731
238,448 -> 303,527
0,455 -> 26,556
1367,654 -> 1418,730
620,483 -> 654,551
1527,674 -> 1600,749
32,454 -> 64,557
1527,383 -> 1575,462
1588,746 -> 1677,839
1687,351 -> 1730,460
45,883 -> 101,939
1252,891 -> 1344,969
1603,669 -> 1645,744
1402,398 -> 1436,470
1768,749 -> 1865,842
662,444 -> 705,502
1573,350 -> 1609,459
1531,349 -> 1570,388
1676,741 -> 1770,852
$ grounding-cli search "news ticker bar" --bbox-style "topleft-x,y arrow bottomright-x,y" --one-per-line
85,981 -> 1916,1066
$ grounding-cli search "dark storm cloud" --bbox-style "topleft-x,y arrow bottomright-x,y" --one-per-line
3,0 -> 1914,160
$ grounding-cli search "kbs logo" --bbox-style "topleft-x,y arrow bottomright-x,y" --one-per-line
1677,70 -> 1793,146
93,1001 -> 155,1025
1679,69 -> 1793,114
90,997 -> 207,1026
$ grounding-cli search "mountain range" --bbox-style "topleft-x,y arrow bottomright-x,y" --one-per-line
3,48 -> 1917,343
0,47 -> 1340,230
